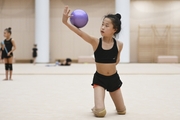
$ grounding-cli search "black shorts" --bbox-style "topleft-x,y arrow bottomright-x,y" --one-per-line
2,52 -> 13,59
91,71 -> 123,92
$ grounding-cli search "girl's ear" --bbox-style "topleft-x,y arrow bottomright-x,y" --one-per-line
113,28 -> 117,34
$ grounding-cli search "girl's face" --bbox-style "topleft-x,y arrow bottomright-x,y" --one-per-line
4,31 -> 10,38
100,18 -> 116,37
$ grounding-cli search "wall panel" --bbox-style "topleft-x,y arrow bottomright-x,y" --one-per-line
130,0 -> 180,62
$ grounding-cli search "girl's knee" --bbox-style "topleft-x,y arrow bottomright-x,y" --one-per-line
117,107 -> 126,115
92,107 -> 106,117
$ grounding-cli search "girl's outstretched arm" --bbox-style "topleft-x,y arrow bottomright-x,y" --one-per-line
62,6 -> 97,46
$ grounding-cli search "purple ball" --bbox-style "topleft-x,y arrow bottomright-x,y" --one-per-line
70,9 -> 88,28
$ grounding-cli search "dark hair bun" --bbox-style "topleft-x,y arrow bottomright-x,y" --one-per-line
8,27 -> 12,31
115,13 -> 121,20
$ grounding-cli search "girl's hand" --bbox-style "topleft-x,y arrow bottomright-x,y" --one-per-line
1,41 -> 4,46
7,52 -> 11,56
62,6 -> 71,24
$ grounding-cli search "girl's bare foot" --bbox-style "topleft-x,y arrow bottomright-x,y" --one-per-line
9,78 -> 13,80
3,78 -> 8,81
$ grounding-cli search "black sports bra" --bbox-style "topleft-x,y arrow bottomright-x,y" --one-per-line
94,38 -> 118,63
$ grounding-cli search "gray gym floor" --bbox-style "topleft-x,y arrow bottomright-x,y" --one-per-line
0,63 -> 180,120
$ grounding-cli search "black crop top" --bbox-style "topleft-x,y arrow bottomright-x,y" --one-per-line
94,38 -> 118,63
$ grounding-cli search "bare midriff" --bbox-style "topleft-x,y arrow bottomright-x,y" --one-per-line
96,62 -> 117,76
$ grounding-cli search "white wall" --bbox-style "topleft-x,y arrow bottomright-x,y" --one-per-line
1,0 -> 180,63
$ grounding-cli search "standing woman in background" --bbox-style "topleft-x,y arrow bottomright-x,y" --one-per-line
32,44 -> 38,65
1,27 -> 16,80
0,47 -> 3,63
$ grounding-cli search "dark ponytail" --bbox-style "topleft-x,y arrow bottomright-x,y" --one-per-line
5,27 -> 12,34
104,13 -> 122,36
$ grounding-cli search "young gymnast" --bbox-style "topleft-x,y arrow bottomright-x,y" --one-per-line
62,6 -> 126,117
0,47 -> 3,62
32,44 -> 38,65
1,27 -> 16,80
